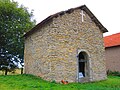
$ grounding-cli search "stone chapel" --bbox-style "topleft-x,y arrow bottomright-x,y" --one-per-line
24,5 -> 108,83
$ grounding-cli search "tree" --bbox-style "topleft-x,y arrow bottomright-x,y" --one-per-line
0,0 -> 36,75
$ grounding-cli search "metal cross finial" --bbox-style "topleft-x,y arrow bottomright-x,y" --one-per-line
80,10 -> 85,22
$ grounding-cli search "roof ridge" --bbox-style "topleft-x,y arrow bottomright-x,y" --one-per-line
105,32 -> 120,38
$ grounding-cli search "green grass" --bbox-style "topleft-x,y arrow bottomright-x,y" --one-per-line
0,75 -> 120,90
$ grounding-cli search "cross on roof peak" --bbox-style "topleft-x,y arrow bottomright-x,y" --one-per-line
80,10 -> 85,22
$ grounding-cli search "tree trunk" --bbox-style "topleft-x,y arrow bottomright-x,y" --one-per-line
5,69 -> 7,75
21,68 -> 23,74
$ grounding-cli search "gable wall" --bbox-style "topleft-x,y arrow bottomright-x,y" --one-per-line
24,9 -> 106,82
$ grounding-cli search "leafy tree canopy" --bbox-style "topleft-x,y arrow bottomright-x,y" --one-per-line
0,0 -> 36,74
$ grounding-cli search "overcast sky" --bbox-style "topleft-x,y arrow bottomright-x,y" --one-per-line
14,0 -> 120,36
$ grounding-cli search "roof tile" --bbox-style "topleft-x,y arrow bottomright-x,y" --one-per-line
104,33 -> 120,48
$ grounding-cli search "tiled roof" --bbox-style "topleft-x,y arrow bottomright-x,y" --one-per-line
104,33 -> 120,48
24,5 -> 108,37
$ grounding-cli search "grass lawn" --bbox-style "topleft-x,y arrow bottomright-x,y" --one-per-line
0,74 -> 120,90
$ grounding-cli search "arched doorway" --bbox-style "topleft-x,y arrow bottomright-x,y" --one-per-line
78,51 -> 90,82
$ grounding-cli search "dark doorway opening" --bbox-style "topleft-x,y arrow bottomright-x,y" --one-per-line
79,62 -> 85,76
78,52 -> 87,77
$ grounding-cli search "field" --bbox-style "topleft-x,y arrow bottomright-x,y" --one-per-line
0,69 -> 22,75
0,74 -> 120,90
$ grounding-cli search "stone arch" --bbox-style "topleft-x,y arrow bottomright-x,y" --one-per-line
77,49 -> 91,82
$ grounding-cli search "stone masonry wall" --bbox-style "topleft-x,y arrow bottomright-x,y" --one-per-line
24,9 -> 107,82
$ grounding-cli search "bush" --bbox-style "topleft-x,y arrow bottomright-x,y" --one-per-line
51,80 -> 57,84
107,70 -> 120,76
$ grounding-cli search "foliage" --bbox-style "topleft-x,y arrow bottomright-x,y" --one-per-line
0,0 -> 35,75
0,74 -> 120,90
51,80 -> 57,84
107,70 -> 120,76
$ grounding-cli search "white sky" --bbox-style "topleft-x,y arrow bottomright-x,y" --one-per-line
14,0 -> 120,36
